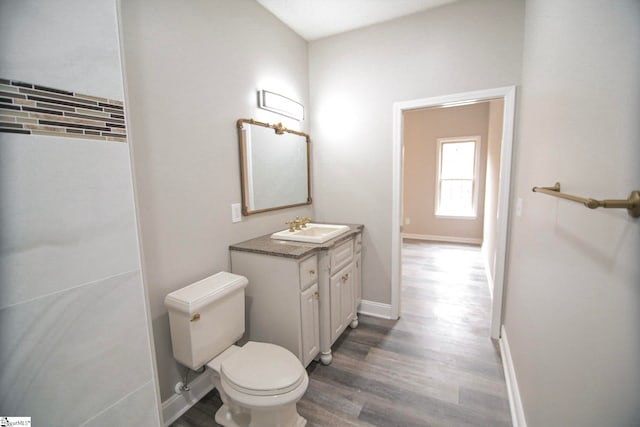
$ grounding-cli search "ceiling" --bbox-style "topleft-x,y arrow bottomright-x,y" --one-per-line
256,0 -> 458,41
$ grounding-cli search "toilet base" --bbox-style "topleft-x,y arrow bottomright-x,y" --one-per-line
208,357 -> 308,427
215,403 -> 306,427
215,405 -> 250,427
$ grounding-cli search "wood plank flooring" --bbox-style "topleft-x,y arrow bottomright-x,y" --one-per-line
171,241 -> 512,427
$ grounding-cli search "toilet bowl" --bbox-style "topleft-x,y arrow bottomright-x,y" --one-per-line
165,272 -> 308,427
208,342 -> 308,427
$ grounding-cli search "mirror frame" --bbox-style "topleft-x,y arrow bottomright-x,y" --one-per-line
237,118 -> 312,215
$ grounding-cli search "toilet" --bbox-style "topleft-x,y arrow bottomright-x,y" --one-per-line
165,272 -> 308,427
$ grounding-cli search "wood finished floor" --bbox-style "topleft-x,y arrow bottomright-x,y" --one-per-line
171,241 -> 512,427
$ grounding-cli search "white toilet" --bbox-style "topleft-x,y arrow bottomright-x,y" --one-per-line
165,272 -> 308,427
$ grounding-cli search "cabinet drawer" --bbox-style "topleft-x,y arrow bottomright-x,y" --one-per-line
299,255 -> 318,289
355,233 -> 362,253
330,239 -> 353,272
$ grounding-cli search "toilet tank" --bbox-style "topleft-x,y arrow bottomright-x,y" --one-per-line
164,272 -> 248,370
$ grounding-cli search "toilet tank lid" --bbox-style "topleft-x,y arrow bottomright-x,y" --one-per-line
164,272 -> 248,315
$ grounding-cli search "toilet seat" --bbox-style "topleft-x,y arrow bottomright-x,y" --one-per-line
220,342 -> 306,397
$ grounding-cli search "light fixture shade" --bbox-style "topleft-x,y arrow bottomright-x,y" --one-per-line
258,90 -> 304,121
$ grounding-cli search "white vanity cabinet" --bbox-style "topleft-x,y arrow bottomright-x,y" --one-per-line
229,225 -> 363,366
230,252 -> 320,367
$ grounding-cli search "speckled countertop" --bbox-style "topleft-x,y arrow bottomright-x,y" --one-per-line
229,224 -> 363,259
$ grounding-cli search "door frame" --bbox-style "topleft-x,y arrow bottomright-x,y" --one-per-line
391,86 -> 517,338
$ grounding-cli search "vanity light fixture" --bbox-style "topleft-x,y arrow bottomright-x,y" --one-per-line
258,90 -> 304,121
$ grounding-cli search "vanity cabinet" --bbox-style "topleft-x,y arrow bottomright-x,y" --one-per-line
230,252 -> 320,367
229,225 -> 363,366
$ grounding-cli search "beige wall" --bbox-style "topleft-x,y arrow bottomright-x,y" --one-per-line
504,0 -> 640,425
309,0 -> 525,304
403,102 -> 490,241
119,0 -> 311,402
481,99 -> 504,284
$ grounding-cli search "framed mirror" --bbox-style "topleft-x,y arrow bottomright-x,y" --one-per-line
237,118 -> 311,215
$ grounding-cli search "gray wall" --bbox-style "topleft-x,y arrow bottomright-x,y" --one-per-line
9,1 -> 632,424
308,0 -> 525,304
504,0 -> 640,425
119,0 -> 312,401
0,0 -> 160,425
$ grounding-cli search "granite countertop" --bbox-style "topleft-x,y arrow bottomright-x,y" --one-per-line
229,224 -> 363,259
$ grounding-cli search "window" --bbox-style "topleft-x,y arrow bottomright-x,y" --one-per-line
435,136 -> 481,218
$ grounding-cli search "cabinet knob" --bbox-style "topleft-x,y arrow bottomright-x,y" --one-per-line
341,273 -> 350,282
309,269 -> 316,275
190,313 -> 201,322
313,292 -> 319,300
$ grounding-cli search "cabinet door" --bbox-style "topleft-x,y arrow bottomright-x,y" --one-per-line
300,283 -> 320,366
330,263 -> 354,344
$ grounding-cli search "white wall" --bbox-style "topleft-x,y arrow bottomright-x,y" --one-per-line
119,0 -> 312,402
0,0 -> 123,100
309,0 -> 525,304
504,0 -> 640,425
0,0 -> 160,425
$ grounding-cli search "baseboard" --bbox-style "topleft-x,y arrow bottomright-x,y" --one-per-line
358,300 -> 393,319
499,326 -> 527,427
162,370 -> 214,426
402,233 -> 482,245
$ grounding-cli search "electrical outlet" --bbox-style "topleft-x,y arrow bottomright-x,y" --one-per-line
405,217 -> 411,225
231,203 -> 242,223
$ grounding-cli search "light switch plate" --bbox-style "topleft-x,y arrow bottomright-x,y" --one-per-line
231,203 -> 242,223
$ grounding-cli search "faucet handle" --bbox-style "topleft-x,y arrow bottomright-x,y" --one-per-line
285,220 -> 296,232
291,216 -> 310,230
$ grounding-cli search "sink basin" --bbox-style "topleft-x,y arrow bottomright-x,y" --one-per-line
271,223 -> 350,244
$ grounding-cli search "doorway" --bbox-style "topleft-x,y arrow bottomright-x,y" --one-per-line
391,86 -> 516,338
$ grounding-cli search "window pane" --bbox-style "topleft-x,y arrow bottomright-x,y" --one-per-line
439,179 -> 473,215
440,141 -> 475,179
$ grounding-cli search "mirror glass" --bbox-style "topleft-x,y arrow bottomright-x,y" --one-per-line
237,119 -> 311,215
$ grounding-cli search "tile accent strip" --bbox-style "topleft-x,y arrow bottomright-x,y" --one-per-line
0,78 -> 127,143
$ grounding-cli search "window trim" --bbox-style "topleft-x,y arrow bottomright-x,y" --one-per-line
434,136 -> 482,219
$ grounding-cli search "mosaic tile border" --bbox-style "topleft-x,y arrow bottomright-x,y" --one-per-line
0,78 -> 127,143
